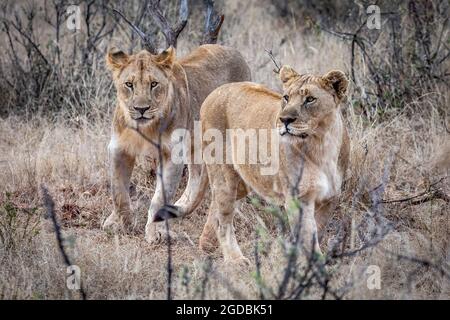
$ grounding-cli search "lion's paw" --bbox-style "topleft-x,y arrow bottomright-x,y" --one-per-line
145,223 -> 179,245
199,235 -> 219,253
102,213 -> 125,234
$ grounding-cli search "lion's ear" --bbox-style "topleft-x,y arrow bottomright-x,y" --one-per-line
154,46 -> 176,68
322,70 -> 348,101
106,48 -> 129,71
279,65 -> 300,86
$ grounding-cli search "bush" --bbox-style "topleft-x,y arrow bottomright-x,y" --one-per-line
270,0 -> 450,119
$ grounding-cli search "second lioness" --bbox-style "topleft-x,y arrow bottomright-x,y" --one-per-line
104,44 -> 251,244
183,66 -> 350,263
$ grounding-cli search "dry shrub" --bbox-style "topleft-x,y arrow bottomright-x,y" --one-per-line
0,0 -> 448,299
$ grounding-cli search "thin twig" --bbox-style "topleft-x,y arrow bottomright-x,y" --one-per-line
41,185 -> 87,300
265,49 -> 281,74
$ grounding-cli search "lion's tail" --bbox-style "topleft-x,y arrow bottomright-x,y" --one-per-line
152,163 -> 209,222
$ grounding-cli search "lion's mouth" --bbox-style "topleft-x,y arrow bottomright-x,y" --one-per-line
279,126 -> 309,139
134,115 -> 155,122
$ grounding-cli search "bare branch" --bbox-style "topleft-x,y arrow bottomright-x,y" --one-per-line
382,177 -> 449,205
201,0 -> 224,44
3,18 -> 49,66
112,8 -> 158,54
148,0 -> 188,49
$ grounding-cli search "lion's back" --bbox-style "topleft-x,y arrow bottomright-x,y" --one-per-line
180,45 -> 251,120
200,82 -> 280,132
180,44 -> 251,82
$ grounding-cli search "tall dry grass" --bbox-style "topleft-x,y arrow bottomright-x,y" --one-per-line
0,0 -> 449,299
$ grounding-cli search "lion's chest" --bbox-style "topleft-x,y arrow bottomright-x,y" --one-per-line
276,159 -> 342,203
312,160 -> 342,202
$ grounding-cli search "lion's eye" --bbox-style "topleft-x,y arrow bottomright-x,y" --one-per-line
305,96 -> 316,103
283,95 -> 289,102
151,81 -> 158,89
125,82 -> 133,89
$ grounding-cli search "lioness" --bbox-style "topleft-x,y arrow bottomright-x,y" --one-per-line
167,65 -> 349,263
103,44 -> 251,243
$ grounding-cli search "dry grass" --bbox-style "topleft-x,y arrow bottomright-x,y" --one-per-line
0,0 -> 449,299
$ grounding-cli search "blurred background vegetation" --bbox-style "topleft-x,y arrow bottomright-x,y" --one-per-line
0,0 -> 448,299
0,0 -> 448,119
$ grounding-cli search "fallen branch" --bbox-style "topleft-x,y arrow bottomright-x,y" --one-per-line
382,177 -> 449,205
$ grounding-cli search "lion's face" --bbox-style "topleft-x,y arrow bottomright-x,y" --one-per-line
277,66 -> 348,142
106,47 -> 176,127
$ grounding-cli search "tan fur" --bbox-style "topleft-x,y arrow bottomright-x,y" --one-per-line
103,44 -> 251,244
195,65 -> 349,263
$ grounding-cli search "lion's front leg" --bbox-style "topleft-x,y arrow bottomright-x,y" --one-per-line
286,199 -> 322,256
145,157 -> 184,244
103,146 -> 136,233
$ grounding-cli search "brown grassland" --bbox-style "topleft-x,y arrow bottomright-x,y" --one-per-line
0,0 -> 449,299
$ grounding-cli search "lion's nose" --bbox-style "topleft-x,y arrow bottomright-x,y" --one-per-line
134,106 -> 150,115
279,116 -> 296,126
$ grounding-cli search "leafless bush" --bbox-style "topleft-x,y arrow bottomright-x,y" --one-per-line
327,1 -> 449,118
0,0 -> 225,117
0,0 -> 119,116
270,0 -> 449,119
270,0 -> 360,27
0,0 -> 448,300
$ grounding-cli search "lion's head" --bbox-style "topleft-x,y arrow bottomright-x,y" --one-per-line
106,47 -> 179,128
277,65 -> 348,142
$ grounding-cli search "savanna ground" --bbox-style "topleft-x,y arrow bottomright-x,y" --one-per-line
0,0 -> 449,299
